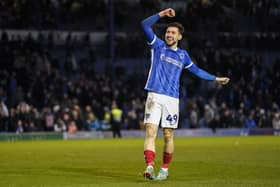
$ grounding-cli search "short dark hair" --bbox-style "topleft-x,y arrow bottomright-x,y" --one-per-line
166,22 -> 184,35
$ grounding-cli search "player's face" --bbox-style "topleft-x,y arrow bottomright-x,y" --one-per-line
165,26 -> 182,48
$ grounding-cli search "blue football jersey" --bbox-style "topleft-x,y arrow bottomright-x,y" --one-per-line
145,35 -> 193,98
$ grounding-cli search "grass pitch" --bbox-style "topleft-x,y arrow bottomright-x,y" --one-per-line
0,136 -> 279,187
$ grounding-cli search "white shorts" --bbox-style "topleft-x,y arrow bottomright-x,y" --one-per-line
144,92 -> 179,128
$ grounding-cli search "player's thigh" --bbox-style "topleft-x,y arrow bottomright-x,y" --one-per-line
144,93 -> 162,126
161,97 -> 179,128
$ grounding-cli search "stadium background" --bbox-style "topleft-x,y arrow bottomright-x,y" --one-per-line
0,0 -> 279,134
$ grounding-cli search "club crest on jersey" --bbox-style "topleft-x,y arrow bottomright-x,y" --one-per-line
179,53 -> 184,60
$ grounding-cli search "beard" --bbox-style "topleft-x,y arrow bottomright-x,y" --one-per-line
165,40 -> 177,47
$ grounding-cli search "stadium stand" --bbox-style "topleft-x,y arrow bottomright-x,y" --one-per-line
0,0 -> 279,133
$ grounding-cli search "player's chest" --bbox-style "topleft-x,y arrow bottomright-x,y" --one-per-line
157,48 -> 184,68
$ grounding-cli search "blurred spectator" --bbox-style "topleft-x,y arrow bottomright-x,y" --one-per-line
16,102 -> 35,132
272,112 -> 280,135
43,107 -> 55,131
125,107 -> 139,130
103,106 -> 111,129
189,102 -> 199,128
54,118 -> 67,133
68,121 -> 77,133
111,100 -> 123,138
244,111 -> 257,129
219,103 -> 234,128
86,112 -> 100,131
198,104 -> 215,128
0,99 -> 9,132
256,108 -> 272,128
71,105 -> 85,130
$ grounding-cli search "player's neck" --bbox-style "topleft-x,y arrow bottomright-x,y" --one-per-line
168,44 -> 178,50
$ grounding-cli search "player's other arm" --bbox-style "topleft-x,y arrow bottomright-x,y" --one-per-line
141,8 -> 175,43
187,63 -> 230,85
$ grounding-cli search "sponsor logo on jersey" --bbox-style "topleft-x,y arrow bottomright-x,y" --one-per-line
160,54 -> 182,68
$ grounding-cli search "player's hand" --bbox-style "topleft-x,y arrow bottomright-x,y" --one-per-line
159,8 -> 176,18
215,77 -> 230,85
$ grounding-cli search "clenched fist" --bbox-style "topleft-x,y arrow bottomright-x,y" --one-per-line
215,77 -> 230,85
159,8 -> 176,18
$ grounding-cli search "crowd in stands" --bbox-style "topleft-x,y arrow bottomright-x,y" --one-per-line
0,0 -> 280,133
0,0 -> 107,30
181,0 -> 280,32
0,31 -> 279,133
115,32 -> 280,59
1,0 -> 280,32
0,30 -> 147,133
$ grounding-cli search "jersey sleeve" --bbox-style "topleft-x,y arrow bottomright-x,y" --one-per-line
141,13 -> 164,49
148,36 -> 165,48
184,51 -> 216,81
183,51 -> 194,69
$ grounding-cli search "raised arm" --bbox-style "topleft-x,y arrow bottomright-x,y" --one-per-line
141,8 -> 176,43
188,63 -> 230,85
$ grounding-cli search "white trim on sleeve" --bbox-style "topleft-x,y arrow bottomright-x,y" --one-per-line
145,49 -> 154,88
184,62 -> 193,69
148,35 -> 157,45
